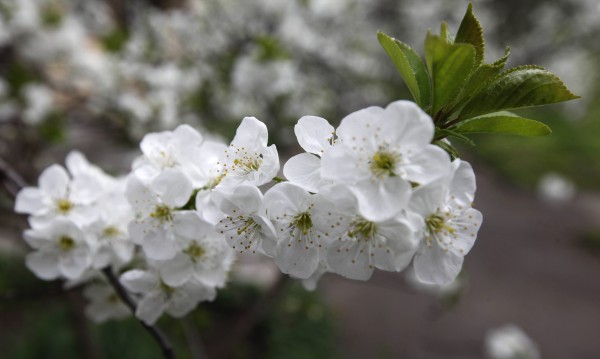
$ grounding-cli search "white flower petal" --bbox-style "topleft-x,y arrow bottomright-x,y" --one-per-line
25,251 -> 59,280
382,100 -> 434,148
336,106 -> 385,144
413,244 -> 464,285
142,230 -> 178,260
327,241 -> 373,281
14,187 -> 44,215
351,177 -> 411,221
409,182 -> 448,217
214,185 -> 264,215
151,169 -> 193,208
159,253 -> 193,287
274,238 -> 320,279
120,270 -> 158,293
173,211 -> 213,239
451,208 -> 483,255
58,247 -> 91,280
320,144 -> 366,183
263,182 -> 308,215
403,145 -> 451,185
256,144 -> 280,185
39,164 -> 70,199
375,220 -> 419,271
112,241 -> 135,263
231,117 -> 268,150
136,292 -> 167,325
173,124 -> 203,149
294,115 -> 335,154
125,176 -> 157,216
283,153 -> 326,193
449,160 -> 477,209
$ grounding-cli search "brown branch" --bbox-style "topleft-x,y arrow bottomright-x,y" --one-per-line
101,267 -> 175,359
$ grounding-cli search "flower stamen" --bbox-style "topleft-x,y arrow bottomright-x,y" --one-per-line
370,148 -> 400,178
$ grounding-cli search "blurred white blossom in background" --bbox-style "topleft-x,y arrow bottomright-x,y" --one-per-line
485,324 -> 540,359
537,172 -> 576,204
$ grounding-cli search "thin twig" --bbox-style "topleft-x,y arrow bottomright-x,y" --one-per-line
0,157 -> 27,198
101,267 -> 175,359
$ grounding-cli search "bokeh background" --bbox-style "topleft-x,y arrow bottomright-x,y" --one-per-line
0,0 -> 599,358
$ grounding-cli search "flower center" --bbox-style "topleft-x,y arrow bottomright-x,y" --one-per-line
348,218 -> 377,240
159,280 -> 176,299
201,174 -> 225,191
426,214 -> 455,235
233,155 -> 262,174
291,211 -> 313,235
150,205 -> 173,222
107,293 -> 120,304
103,226 -> 121,238
237,217 -> 261,236
56,199 -> 74,214
158,150 -> 178,169
370,149 -> 400,178
184,241 -> 206,262
58,236 -> 75,251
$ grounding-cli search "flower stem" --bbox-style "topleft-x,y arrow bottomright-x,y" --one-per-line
101,267 -> 175,359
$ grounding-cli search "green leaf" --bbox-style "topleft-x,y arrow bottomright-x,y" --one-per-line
453,111 -> 552,137
460,65 -> 580,119
433,139 -> 460,160
378,31 -> 431,108
435,127 -> 476,145
440,22 -> 454,44
455,3 -> 485,64
425,33 -> 476,114
447,47 -> 511,114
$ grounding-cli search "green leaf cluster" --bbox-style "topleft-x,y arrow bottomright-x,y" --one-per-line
378,3 -> 578,156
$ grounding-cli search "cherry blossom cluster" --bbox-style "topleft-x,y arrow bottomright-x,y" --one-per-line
14,100 -> 482,324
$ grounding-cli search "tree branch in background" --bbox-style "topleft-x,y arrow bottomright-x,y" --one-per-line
0,157 -> 27,199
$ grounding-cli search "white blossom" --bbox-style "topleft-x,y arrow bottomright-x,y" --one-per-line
24,218 -> 92,280
485,324 -> 540,359
409,160 -> 483,285
134,124 -> 206,186
126,170 -> 193,260
153,211 -> 234,288
537,172 -> 576,204
193,140 -> 230,224
321,100 -> 451,221
15,163 -> 101,228
83,283 -> 130,323
219,117 -> 280,188
215,185 -> 277,256
314,186 -> 420,280
120,269 -> 216,325
283,115 -> 335,193
22,84 -> 53,124
264,182 -> 326,279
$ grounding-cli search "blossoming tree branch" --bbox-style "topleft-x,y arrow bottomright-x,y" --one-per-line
7,4 -> 577,359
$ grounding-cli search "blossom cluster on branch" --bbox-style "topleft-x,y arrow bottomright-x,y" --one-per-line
14,100 -> 482,324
